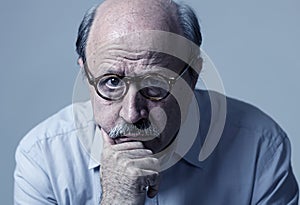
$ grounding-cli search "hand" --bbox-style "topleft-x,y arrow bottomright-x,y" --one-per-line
99,129 -> 160,205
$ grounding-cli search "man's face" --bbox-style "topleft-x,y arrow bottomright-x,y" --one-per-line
83,0 -> 197,153
85,42 -> 194,153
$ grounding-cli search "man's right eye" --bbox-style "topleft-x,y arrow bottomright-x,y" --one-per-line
106,77 -> 121,88
99,76 -> 125,90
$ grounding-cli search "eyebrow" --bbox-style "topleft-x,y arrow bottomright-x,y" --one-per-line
102,64 -> 167,75
103,69 -> 125,76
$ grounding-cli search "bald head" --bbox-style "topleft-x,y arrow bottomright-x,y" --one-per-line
93,0 -> 181,37
76,0 -> 202,64
86,0 -> 182,57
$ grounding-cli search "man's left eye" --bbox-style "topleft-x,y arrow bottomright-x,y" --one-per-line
142,76 -> 169,89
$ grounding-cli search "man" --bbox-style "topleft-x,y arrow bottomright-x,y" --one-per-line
14,0 -> 298,204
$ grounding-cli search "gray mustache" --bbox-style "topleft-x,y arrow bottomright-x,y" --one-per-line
108,121 -> 160,139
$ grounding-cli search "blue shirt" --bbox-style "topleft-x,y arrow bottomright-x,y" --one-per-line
14,90 -> 299,204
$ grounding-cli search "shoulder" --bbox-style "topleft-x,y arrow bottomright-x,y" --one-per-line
225,93 -> 286,142
17,101 -> 94,154
193,90 -> 298,203
14,101 -> 98,204
195,89 -> 287,147
197,89 -> 286,133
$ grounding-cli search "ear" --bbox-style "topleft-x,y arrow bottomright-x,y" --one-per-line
190,56 -> 203,89
77,58 -> 84,69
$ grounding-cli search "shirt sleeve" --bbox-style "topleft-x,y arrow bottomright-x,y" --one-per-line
14,143 -> 57,205
251,134 -> 299,205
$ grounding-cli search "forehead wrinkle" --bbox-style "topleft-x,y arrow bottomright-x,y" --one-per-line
92,59 -> 174,79
89,56 -> 165,77
88,45 -> 170,71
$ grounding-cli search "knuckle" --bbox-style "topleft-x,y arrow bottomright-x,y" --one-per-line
112,151 -> 119,161
114,151 -> 123,162
123,159 -> 134,169
151,157 -> 159,164
128,167 -> 142,177
146,157 -> 159,166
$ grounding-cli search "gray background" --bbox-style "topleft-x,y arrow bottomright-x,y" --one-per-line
0,0 -> 299,204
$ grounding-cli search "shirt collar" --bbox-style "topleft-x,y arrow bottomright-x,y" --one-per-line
88,125 -> 102,169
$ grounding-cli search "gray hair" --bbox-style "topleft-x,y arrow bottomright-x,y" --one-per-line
75,1 -> 202,63
75,6 -> 97,64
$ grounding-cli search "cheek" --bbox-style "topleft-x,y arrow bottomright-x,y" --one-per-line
163,99 -> 181,133
154,98 -> 181,136
145,98 -> 181,153
90,91 -> 120,132
148,107 -> 167,134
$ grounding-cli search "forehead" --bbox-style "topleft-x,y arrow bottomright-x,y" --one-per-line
84,0 -> 192,75
85,31 -> 192,76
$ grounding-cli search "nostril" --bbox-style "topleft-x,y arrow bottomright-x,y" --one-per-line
133,119 -> 151,130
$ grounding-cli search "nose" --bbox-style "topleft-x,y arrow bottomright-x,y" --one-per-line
119,85 -> 149,124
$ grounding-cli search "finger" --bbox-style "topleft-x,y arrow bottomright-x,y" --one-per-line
130,170 -> 159,184
127,157 -> 160,171
112,141 -> 145,151
125,160 -> 160,176
120,149 -> 153,158
123,169 -> 160,195
101,128 -> 115,146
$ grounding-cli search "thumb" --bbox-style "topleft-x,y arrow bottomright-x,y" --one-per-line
100,127 -> 115,146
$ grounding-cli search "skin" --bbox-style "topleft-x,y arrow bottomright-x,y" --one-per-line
78,0 -> 199,204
